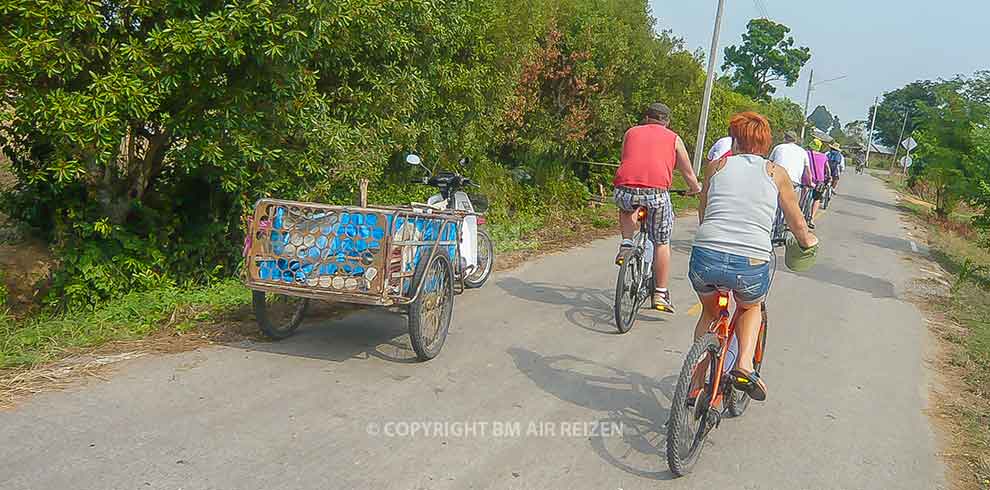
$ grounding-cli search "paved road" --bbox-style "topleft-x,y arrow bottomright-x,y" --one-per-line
0,174 -> 944,490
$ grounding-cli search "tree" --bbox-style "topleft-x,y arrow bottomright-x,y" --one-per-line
870,81 -> 939,147
808,105 -> 834,132
721,19 -> 811,102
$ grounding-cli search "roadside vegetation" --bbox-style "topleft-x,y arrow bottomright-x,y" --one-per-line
882,171 -> 990,489
0,1 -> 805,371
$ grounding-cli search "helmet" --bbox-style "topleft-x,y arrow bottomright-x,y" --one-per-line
784,234 -> 819,272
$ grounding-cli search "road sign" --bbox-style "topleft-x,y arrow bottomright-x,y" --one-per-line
900,156 -> 913,168
901,137 -> 917,152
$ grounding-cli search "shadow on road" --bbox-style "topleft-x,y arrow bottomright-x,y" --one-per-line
497,278 -> 664,334
841,194 -> 904,213
832,209 -> 877,222
234,308 -> 422,364
508,347 -> 677,480
801,263 -> 897,298
859,231 -> 916,254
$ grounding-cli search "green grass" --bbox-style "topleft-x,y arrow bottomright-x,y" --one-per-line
0,279 -> 251,369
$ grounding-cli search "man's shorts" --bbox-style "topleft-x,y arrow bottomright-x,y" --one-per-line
613,186 -> 673,245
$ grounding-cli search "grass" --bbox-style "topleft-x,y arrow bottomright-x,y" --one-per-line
0,279 -> 251,369
882,171 -> 990,489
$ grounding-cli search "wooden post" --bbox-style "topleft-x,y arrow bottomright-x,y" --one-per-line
358,179 -> 369,207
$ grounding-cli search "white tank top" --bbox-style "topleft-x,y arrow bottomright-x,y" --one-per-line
693,154 -> 778,261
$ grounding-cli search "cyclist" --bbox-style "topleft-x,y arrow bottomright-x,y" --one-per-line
707,136 -> 734,161
689,112 -> 818,401
826,143 -> 844,192
768,131 -> 812,242
613,102 -> 702,313
804,147 -> 831,229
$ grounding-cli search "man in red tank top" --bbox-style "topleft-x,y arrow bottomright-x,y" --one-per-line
613,102 -> 702,313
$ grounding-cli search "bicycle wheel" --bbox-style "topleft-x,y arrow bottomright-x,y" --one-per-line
464,229 -> 494,289
726,306 -> 768,417
408,253 -> 454,361
614,253 -> 643,334
666,332 -> 720,477
253,291 -> 310,340
822,186 -> 832,210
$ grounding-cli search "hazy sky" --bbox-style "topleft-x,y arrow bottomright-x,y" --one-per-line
648,0 -> 989,124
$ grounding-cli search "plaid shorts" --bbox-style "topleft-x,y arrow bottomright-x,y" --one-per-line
613,186 -> 673,245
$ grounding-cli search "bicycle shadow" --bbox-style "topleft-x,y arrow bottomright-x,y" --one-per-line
496,278 -> 664,334
232,307 -> 423,364
508,347 -> 678,480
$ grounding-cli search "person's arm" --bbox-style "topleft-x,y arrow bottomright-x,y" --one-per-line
697,159 -> 721,225
774,166 -> 818,248
674,136 -> 703,194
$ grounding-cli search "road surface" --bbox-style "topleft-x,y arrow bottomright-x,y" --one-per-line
0,173 -> 944,489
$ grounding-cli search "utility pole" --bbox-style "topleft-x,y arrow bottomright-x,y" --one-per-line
864,96 -> 879,167
692,0 -> 728,175
891,109 -> 909,173
800,69 -> 814,141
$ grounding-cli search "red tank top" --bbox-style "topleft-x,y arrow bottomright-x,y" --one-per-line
613,124 -> 678,189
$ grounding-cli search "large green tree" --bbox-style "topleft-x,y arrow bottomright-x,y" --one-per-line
721,19 -> 811,102
870,80 -> 939,147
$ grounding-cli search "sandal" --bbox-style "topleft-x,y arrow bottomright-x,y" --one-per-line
729,369 -> 767,401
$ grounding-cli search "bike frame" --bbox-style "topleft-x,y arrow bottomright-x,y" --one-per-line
704,290 -> 766,411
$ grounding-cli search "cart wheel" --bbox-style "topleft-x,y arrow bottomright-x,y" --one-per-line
464,229 -> 495,289
408,253 -> 454,361
253,291 -> 310,340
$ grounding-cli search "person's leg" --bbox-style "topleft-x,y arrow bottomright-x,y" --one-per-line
689,292 -> 721,391
654,243 -> 670,288
732,302 -> 763,373
614,188 -> 638,263
618,209 -> 636,239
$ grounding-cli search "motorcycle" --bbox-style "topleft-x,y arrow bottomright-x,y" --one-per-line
406,154 -> 495,289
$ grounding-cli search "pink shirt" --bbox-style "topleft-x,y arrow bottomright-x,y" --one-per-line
805,151 -> 829,184
614,124 -> 678,189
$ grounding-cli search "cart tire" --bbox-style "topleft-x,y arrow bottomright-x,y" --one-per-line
464,229 -> 495,289
408,253 -> 454,361
253,291 -> 309,340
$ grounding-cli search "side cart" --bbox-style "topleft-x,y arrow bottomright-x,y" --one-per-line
243,198 -> 465,360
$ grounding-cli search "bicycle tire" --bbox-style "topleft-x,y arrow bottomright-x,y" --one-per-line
614,254 -> 642,334
253,291 -> 309,340
408,252 -> 454,361
666,332 -> 720,477
464,229 -> 494,289
726,306 -> 768,417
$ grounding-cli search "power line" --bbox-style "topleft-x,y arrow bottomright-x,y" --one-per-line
752,0 -> 770,19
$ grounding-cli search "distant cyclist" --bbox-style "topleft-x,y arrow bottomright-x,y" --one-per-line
804,148 -> 831,229
613,102 -> 702,313
690,112 -> 818,400
826,143 -> 844,192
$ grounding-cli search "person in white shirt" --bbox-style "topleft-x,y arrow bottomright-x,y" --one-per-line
707,136 -> 733,161
768,131 -> 810,185
768,131 -> 811,244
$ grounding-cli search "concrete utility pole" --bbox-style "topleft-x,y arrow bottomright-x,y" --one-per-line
864,96 -> 880,167
891,109 -> 909,169
801,69 -> 814,141
692,0 -> 728,175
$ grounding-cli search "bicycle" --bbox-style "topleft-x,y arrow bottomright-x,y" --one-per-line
613,189 -> 688,334
821,180 -> 834,210
665,287 -> 769,476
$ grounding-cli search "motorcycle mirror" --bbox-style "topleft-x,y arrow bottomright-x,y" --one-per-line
406,154 -> 422,166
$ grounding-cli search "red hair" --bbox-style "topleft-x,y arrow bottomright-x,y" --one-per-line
728,112 -> 772,156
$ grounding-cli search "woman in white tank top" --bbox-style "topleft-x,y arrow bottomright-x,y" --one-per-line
687,112 -> 818,401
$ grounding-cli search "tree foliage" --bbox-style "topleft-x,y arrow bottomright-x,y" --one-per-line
0,0 -> 814,307
870,80 -> 939,147
721,19 -> 811,102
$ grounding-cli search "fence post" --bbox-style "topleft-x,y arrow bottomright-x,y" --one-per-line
357,179 -> 369,207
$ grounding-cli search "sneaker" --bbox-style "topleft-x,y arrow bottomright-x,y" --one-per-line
615,244 -> 633,265
808,221 -> 816,230
653,289 -> 675,314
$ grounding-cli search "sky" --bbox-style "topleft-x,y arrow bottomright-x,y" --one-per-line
648,0 -> 990,124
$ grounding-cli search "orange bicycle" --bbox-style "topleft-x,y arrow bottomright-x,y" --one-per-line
665,289 -> 768,476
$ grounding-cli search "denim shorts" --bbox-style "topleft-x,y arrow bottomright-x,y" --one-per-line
688,246 -> 772,305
